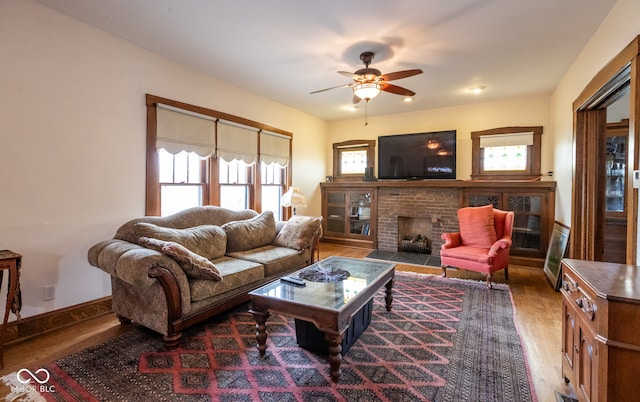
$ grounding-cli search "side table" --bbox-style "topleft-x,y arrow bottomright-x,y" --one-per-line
0,250 -> 22,369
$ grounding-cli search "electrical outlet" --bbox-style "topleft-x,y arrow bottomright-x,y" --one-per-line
44,285 -> 56,301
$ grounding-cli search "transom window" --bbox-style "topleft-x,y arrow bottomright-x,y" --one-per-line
332,140 -> 375,181
471,126 -> 542,180
483,145 -> 528,171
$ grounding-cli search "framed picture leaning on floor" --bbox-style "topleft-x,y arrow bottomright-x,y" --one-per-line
543,221 -> 571,290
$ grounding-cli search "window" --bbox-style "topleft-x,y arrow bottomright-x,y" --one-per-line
158,149 -> 208,216
261,162 -> 287,220
146,95 -> 292,217
483,145 -> 528,171
218,158 -> 253,210
471,126 -> 542,180
332,140 -> 375,181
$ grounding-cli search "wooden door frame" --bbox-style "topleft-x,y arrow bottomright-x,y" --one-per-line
571,36 -> 640,263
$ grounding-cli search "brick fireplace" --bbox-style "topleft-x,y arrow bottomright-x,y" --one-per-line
377,186 -> 460,256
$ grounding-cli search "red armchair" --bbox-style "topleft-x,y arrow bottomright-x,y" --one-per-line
440,205 -> 515,288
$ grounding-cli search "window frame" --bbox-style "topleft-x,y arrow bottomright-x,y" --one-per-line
471,126 -> 543,181
332,139 -> 375,181
146,94 -> 292,216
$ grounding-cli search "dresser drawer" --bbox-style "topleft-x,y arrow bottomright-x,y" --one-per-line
561,271 -> 596,322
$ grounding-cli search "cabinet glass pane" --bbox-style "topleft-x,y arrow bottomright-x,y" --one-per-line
508,195 -> 542,251
326,205 -> 346,234
350,192 -> 372,236
327,192 -> 346,204
469,195 -> 499,208
606,135 -> 626,212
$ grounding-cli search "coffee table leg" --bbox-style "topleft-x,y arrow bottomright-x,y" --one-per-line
325,332 -> 344,382
251,310 -> 270,356
385,279 -> 394,312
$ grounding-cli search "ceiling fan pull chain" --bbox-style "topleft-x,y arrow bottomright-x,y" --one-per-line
365,99 -> 369,127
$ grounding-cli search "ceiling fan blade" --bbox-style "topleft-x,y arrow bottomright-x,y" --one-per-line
352,94 -> 362,104
379,69 -> 423,82
380,83 -> 416,97
337,70 -> 356,77
338,71 -> 366,81
310,83 -> 353,94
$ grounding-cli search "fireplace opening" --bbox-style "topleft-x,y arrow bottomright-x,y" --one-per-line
398,216 -> 432,254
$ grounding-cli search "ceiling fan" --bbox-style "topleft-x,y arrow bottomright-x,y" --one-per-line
311,51 -> 423,103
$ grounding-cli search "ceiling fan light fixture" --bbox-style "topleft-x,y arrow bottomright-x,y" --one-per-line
354,83 -> 381,100
469,85 -> 486,94
427,138 -> 440,149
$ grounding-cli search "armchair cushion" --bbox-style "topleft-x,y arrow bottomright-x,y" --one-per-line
273,215 -> 322,252
458,204 -> 497,248
221,211 -> 276,252
138,237 -> 223,281
134,222 -> 226,260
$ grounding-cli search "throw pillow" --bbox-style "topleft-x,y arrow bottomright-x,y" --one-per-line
221,211 -> 276,252
458,205 -> 498,248
138,237 -> 223,281
134,223 -> 226,260
273,215 -> 322,252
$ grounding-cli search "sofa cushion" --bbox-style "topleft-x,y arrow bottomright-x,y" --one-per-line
189,256 -> 264,302
222,211 -> 276,252
227,245 -> 307,276
138,237 -> 223,281
273,215 -> 322,252
134,222 -> 226,260
458,205 -> 497,249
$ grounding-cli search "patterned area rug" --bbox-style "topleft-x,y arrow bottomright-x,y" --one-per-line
3,272 -> 537,402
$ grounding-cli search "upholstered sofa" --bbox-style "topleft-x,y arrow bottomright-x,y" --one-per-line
88,206 -> 322,348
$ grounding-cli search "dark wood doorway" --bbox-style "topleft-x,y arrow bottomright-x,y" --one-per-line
571,36 -> 640,263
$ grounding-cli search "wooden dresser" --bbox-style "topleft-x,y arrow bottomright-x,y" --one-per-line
560,259 -> 640,401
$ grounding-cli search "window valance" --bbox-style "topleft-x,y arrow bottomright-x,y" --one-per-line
156,105 -> 216,157
217,121 -> 258,164
479,132 -> 534,148
260,131 -> 290,166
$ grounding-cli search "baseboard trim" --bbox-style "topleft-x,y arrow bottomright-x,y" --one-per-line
4,297 -> 113,346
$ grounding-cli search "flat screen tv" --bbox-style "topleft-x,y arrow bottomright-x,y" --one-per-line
378,130 -> 456,180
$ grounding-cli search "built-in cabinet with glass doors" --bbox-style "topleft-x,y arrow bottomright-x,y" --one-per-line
321,187 -> 377,249
462,182 -> 556,265
602,119 -> 629,263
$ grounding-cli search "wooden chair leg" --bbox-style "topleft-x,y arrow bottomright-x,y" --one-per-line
485,274 -> 493,289
163,332 -> 182,350
441,265 -> 448,277
504,267 -> 509,280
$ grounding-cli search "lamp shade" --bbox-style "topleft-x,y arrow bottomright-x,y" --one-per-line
281,187 -> 307,210
353,83 -> 381,100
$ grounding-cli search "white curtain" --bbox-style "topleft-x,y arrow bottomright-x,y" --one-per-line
260,131 -> 290,166
217,121 -> 258,164
156,105 -> 216,157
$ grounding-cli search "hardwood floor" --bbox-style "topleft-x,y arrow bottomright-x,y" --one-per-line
0,244 -> 567,401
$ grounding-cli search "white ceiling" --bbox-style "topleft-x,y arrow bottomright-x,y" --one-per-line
35,0 -> 617,121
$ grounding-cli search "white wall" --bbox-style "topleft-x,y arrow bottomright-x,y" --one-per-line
551,0 -> 640,227
0,0 -> 328,319
328,95 -> 553,181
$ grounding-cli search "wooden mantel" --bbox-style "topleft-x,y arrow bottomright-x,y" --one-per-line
320,179 -> 556,190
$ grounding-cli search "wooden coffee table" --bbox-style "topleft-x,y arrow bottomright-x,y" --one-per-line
248,256 -> 395,382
